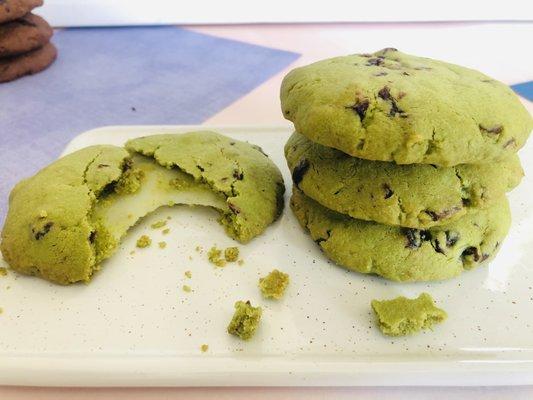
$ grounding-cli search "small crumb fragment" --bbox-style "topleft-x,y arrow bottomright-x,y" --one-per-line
227,300 -> 262,340
208,247 -> 226,267
195,245 -> 203,253
259,269 -> 290,299
224,247 -> 239,262
136,235 -> 152,248
151,220 -> 167,229
200,344 -> 209,353
0,307 -> 3,314
0,267 -> 7,277
162,228 -> 170,235
129,250 -> 135,255
371,293 -> 447,337
185,270 -> 192,279
237,259 -> 244,266
182,285 -> 192,293
158,241 -> 167,249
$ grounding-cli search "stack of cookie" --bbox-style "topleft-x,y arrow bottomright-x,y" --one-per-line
281,48 -> 532,282
0,0 -> 56,83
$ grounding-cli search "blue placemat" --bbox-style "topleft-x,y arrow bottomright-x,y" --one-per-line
0,26 -> 299,221
512,81 -> 533,102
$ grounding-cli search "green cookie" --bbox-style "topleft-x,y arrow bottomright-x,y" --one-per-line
290,188 -> 510,282
1,132 -> 285,285
286,132 -> 522,228
281,48 -> 532,166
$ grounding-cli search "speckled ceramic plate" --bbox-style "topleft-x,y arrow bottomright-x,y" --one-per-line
0,125 -> 532,386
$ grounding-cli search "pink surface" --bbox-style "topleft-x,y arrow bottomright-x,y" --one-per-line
2,22 -> 532,399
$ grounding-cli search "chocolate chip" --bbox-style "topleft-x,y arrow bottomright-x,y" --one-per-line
33,222 -> 53,240
347,98 -> 370,121
89,231 -> 96,243
292,159 -> 310,187
196,165 -> 205,172
366,58 -> 384,66
445,231 -> 459,247
425,206 -> 461,221
382,184 -> 394,199
403,228 -> 431,249
228,203 -> 241,214
233,170 -> 244,180
378,86 -> 392,101
229,142 -> 236,145
462,198 -> 471,207
479,124 -> 503,135
503,138 -> 516,149
462,246 -> 480,262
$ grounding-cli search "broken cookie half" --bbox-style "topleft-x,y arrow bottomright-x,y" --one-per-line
1,131 -> 285,285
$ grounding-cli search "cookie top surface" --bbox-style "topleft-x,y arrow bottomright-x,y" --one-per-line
0,42 -> 57,83
125,131 -> 285,243
290,188 -> 510,282
281,48 -> 533,166
0,145 -> 130,285
0,0 -> 43,23
286,132 -> 522,228
0,13 -> 53,57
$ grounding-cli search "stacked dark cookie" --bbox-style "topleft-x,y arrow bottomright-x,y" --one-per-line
0,0 -> 56,83
281,48 -> 532,282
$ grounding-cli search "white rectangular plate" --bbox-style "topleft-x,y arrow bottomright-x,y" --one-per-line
1,125 -> 533,387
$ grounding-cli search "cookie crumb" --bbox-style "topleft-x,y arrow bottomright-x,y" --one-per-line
208,247 -> 226,267
136,235 -> 152,248
162,228 -> 170,235
151,220 -> 167,229
129,250 -> 135,255
185,270 -> 192,278
259,269 -> 290,299
237,259 -> 244,266
182,285 -> 192,293
200,344 -> 209,352
224,247 -> 239,262
158,241 -> 167,249
227,300 -> 262,340
371,293 -> 447,336
0,267 -> 7,277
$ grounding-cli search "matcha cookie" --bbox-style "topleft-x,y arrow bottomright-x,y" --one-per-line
1,132 -> 285,285
0,42 -> 57,83
281,48 -> 532,166
290,188 -> 510,282
286,132 -> 522,228
371,293 -> 447,336
125,131 -> 285,244
0,13 -> 53,57
0,0 -> 42,23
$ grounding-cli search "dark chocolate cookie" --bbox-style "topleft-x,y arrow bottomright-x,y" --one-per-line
0,0 -> 43,23
0,41 -> 57,83
0,13 -> 53,57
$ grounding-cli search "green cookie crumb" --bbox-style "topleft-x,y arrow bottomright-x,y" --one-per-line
114,167 -> 144,195
136,235 -> 152,248
150,220 -> 167,229
371,293 -> 447,337
259,269 -> 289,299
182,285 -> 191,293
224,247 -> 239,262
0,267 -> 7,277
162,228 -> 170,235
158,241 -> 167,249
185,270 -> 192,278
200,344 -> 209,352
237,259 -> 244,266
208,247 -> 226,267
227,300 -> 262,340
